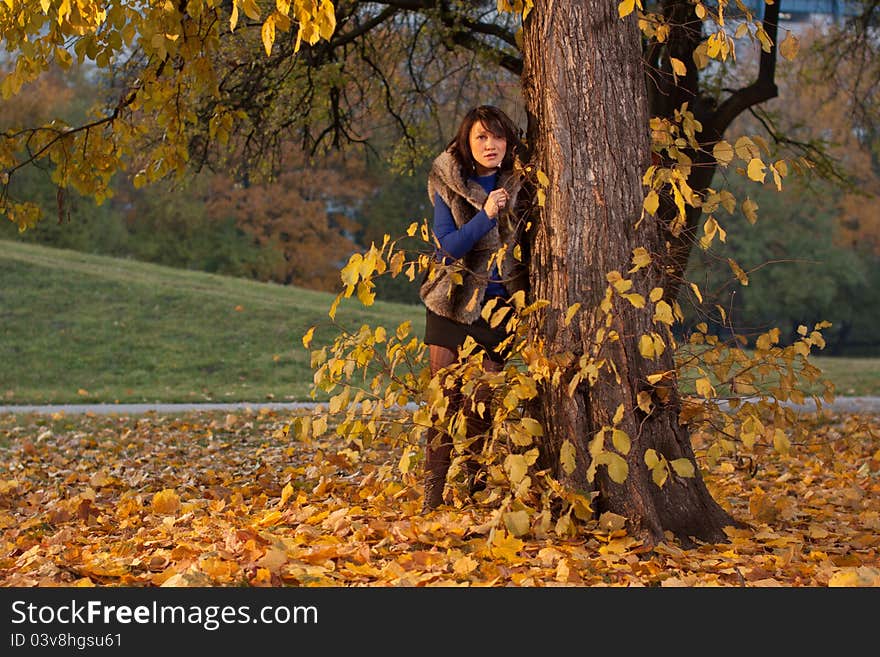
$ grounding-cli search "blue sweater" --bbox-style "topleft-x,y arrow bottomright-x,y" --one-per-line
433,173 -> 507,300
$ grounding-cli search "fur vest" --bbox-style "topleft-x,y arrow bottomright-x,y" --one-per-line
419,150 -> 529,324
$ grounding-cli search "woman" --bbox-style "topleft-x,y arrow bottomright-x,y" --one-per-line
419,105 -> 530,511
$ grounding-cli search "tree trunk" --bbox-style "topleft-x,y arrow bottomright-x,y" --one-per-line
521,0 -> 742,547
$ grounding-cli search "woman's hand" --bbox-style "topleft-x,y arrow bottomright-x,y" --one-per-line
483,189 -> 509,220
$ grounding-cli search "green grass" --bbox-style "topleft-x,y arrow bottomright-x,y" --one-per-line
806,355 -> 879,397
0,240 -> 423,404
1,239 -> 877,404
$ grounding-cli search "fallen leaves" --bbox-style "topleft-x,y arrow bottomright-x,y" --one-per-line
0,407 -> 878,587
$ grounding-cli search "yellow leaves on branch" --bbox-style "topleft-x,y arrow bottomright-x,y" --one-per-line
292,0 -> 336,52
228,0 -> 336,55
497,0 -> 534,20
644,449 -> 695,488
617,0 -> 643,18
700,215 -> 726,249
711,135 -> 790,188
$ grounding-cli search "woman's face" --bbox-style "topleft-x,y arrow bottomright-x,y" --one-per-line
468,121 -> 507,175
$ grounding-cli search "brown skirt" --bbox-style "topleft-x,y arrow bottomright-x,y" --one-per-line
424,299 -> 514,364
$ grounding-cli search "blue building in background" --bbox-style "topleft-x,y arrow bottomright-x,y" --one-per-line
738,0 -> 862,22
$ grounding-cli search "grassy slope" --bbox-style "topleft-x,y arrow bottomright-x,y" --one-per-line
0,240 -> 423,403
1,240 -> 876,404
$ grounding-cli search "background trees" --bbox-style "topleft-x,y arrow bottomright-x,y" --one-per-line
3,2 -> 875,349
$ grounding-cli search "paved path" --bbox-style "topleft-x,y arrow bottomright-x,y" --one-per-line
0,398 -> 879,415
0,402 -> 317,415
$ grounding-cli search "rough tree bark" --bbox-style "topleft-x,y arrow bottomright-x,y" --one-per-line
521,0 -> 742,547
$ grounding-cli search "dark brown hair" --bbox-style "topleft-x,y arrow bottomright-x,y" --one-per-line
446,105 -> 524,178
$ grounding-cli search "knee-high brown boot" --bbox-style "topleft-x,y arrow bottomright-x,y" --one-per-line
461,380 -> 493,499
463,411 -> 489,498
422,427 -> 451,512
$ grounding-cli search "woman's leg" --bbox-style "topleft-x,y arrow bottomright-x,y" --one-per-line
422,344 -> 458,511
463,355 -> 503,497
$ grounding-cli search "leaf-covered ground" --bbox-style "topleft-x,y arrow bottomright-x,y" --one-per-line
1,407 -> 878,587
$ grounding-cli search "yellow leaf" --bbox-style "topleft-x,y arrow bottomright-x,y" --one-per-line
742,197 -> 758,224
734,136 -> 760,161
255,510 -> 284,528
490,530 -> 525,563
312,415 -> 327,437
617,0 -> 635,17
356,281 -> 375,306
318,0 -> 337,40
778,31 -> 799,61
503,510 -> 531,537
652,462 -> 668,487
828,568 -> 879,587
647,371 -> 672,385
695,377 -> 715,398
328,292 -> 342,320
624,293 -> 645,308
521,417 -> 544,436
713,140 -> 734,166
340,254 -> 362,287
302,326 -> 316,349
728,258 -> 749,285
670,458 -> 695,478
637,391 -> 654,415
596,452 -> 628,484
504,454 -> 528,485
689,282 -> 703,303
670,57 -> 687,76
240,0 -> 261,20
629,247 -> 651,272
700,216 -> 721,249
257,547 -> 287,573
747,157 -> 766,183
770,163 -> 784,191
653,300 -> 674,325
643,189 -> 659,216
453,555 -> 478,575
613,404 -> 625,425
652,333 -> 666,357
560,440 -> 577,475
612,429 -> 631,455
639,334 -> 655,358
278,482 -> 294,507
773,429 -> 791,455
564,302 -> 581,326
398,447 -> 415,474
152,489 -> 180,515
